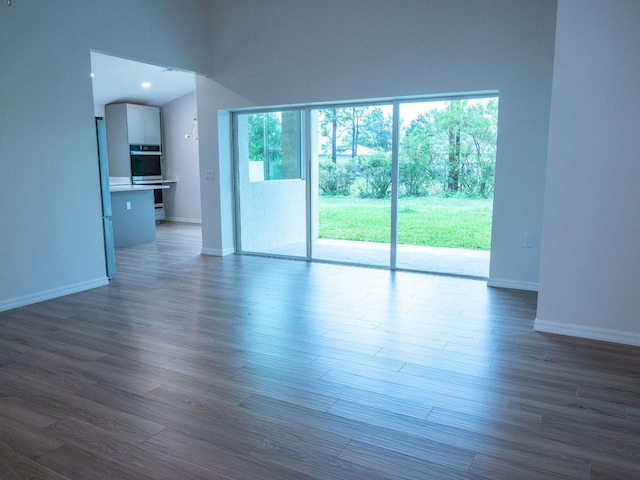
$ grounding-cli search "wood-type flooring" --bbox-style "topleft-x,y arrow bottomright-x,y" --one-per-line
0,222 -> 639,479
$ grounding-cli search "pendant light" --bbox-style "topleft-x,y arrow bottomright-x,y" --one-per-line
185,116 -> 199,140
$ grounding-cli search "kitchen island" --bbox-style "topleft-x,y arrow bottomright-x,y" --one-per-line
109,182 -> 168,247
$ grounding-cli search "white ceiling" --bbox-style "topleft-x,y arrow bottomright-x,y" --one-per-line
90,52 -> 196,117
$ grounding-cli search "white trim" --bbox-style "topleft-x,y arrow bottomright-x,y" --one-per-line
534,318 -> 640,347
390,101 -> 400,270
0,277 -> 109,313
201,247 -> 234,256
230,91 -> 500,115
487,277 -> 538,292
163,216 -> 202,224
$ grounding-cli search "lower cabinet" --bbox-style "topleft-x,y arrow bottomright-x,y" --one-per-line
110,189 -> 156,247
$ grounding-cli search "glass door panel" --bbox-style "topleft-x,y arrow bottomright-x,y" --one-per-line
311,105 -> 393,267
396,99 -> 497,276
235,110 -> 307,257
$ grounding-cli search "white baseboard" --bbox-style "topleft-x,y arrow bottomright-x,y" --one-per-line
534,318 -> 640,347
0,277 -> 110,313
201,247 -> 235,256
487,277 -> 539,292
164,216 -> 202,224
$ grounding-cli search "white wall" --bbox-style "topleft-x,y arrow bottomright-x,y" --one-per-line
536,0 -> 640,345
196,77 -> 252,256
162,92 -> 202,223
201,0 -> 558,290
0,0 -> 213,310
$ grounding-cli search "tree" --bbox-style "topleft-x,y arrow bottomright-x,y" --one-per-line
459,99 -> 498,198
247,112 -> 282,162
433,100 -> 464,195
359,107 -> 392,151
399,113 -> 438,196
319,106 -> 393,162
317,99 -> 497,199
397,98 -> 498,198
318,108 -> 351,163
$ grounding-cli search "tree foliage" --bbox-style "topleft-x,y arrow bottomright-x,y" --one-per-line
316,98 -> 498,199
399,113 -> 436,197
400,98 -> 498,198
318,107 -> 392,161
247,112 -> 282,162
318,159 -> 357,196
355,153 -> 392,198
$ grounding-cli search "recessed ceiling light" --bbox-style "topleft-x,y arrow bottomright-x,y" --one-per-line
141,82 -> 151,89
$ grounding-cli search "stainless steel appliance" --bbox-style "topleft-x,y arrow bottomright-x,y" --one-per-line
147,182 -> 166,221
130,144 -> 165,220
130,144 -> 162,183
129,181 -> 165,221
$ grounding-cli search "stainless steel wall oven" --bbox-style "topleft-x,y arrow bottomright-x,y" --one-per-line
130,144 -> 162,183
130,144 -> 164,220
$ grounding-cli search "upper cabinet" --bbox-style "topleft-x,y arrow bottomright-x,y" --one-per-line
125,104 -> 161,145
105,103 -> 162,178
143,106 -> 162,145
125,104 -> 145,145
106,103 -> 161,146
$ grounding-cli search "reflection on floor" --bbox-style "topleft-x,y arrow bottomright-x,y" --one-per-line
259,237 -> 490,278
5,221 -> 640,479
313,239 -> 490,278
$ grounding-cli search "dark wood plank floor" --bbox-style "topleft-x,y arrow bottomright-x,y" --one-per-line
1,222 -> 639,479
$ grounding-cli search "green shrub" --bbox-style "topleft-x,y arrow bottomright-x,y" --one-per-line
355,153 -> 392,198
399,154 -> 436,197
318,159 -> 356,196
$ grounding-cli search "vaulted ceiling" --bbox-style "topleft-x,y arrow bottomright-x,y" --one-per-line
90,51 -> 196,116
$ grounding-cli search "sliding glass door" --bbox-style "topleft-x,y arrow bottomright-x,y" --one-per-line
396,99 -> 496,276
234,110 -> 307,257
311,105 -> 393,267
233,95 -> 497,278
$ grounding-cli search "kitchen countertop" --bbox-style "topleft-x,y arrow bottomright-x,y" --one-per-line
110,184 -> 170,193
108,175 -> 175,193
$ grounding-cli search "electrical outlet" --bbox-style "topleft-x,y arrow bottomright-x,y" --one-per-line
204,170 -> 216,180
126,201 -> 131,210
522,233 -> 533,248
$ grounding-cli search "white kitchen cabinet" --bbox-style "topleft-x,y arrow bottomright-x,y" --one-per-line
142,106 -> 162,145
105,103 -> 162,178
125,104 -> 161,145
125,104 -> 145,145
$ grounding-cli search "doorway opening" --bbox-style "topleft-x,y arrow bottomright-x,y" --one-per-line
90,51 -> 202,275
233,94 -> 498,278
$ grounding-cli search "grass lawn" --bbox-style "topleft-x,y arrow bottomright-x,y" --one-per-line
319,195 -> 493,250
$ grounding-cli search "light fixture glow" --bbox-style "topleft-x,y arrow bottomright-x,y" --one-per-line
141,82 -> 151,89
90,72 -> 95,78
185,116 -> 199,140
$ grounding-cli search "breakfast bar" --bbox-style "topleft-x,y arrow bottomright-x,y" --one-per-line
109,180 -> 169,247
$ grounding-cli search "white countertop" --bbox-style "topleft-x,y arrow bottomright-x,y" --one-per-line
110,184 -> 170,193
109,176 -> 174,193
109,176 -> 131,186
